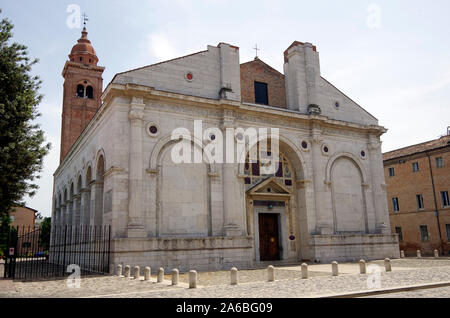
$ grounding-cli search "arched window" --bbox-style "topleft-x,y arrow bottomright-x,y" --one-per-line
86,86 -> 94,99
76,84 -> 85,98
244,142 -> 293,189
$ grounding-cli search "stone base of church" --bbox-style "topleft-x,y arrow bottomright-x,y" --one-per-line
108,234 -> 400,272
110,236 -> 254,273
309,234 -> 400,263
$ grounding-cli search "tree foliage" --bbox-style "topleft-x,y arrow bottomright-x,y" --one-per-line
39,217 -> 51,251
0,9 -> 50,218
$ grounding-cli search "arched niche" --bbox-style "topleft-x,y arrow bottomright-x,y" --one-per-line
329,155 -> 368,234
155,138 -> 212,237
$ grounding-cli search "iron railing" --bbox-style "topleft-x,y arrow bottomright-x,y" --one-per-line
3,225 -> 111,281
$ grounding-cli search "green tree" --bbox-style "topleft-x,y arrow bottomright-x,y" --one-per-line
39,217 -> 51,251
0,214 -> 12,259
0,9 -> 51,219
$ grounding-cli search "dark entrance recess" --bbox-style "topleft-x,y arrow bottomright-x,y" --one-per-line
258,213 -> 280,261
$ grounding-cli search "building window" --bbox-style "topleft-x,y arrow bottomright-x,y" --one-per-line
392,197 -> 400,212
416,194 -> 424,210
442,191 -> 450,207
76,84 -> 85,98
86,86 -> 94,99
412,162 -> 419,172
388,167 -> 395,177
420,225 -> 429,242
446,224 -> 450,242
395,227 -> 403,242
254,81 -> 268,105
436,157 -> 444,168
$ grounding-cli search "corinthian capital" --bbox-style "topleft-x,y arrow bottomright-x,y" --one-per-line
129,103 -> 145,122
368,139 -> 381,151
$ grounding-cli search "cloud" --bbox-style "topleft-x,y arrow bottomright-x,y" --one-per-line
147,33 -> 179,61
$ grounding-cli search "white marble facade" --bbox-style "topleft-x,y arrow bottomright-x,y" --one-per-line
52,42 -> 399,271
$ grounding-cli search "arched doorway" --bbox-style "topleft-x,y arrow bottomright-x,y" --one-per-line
243,139 -> 307,262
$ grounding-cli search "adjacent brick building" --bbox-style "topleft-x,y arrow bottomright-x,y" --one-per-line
10,206 -> 37,232
383,131 -> 450,256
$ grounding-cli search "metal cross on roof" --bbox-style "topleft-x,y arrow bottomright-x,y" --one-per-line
83,13 -> 89,27
253,44 -> 260,58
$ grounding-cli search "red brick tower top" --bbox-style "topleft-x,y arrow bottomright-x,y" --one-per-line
60,27 -> 105,163
69,27 -> 99,65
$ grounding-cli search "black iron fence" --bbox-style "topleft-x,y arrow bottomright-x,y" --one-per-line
2,225 -> 111,281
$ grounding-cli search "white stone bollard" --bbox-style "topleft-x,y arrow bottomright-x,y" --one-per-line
124,265 -> 131,278
417,250 -> 422,258
189,270 -> 197,289
230,267 -> 238,285
116,264 -> 122,277
434,250 -> 439,258
384,258 -> 392,272
359,260 -> 366,274
267,265 -> 275,282
144,267 -> 151,281
134,266 -> 140,279
157,268 -> 164,283
172,269 -> 179,286
332,261 -> 339,276
400,250 -> 405,258
301,263 -> 308,279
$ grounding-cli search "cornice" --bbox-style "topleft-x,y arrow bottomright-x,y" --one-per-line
55,82 -> 387,177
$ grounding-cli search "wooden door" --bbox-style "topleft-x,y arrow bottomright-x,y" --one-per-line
258,214 -> 280,261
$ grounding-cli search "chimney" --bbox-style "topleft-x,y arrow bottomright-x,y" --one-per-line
283,41 -> 321,113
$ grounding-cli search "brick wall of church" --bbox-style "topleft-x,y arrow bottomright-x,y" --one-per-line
240,59 -> 286,109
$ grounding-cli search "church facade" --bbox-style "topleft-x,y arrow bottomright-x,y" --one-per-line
52,29 -> 399,271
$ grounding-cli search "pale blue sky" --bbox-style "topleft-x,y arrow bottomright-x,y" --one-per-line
2,0 -> 450,217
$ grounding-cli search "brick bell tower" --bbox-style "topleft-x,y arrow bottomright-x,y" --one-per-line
60,26 -> 105,162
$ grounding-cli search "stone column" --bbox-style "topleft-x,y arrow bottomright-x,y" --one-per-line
310,123 -> 333,234
80,188 -> 91,226
126,97 -> 146,238
221,111 -> 245,237
368,135 -> 391,234
92,181 -> 104,226
89,183 -> 96,226
60,204 -> 67,226
72,195 -> 81,226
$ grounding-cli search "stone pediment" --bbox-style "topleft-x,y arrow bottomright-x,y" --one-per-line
246,177 -> 291,196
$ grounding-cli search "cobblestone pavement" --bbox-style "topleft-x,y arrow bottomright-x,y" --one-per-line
1,258 -> 450,298
363,286 -> 450,298
177,268 -> 329,287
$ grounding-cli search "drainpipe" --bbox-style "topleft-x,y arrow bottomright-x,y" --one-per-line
426,152 -> 444,255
